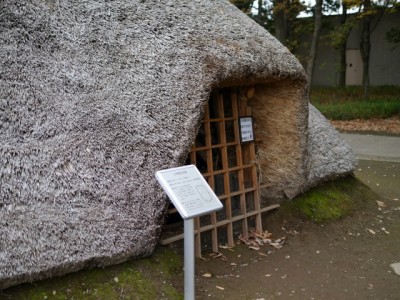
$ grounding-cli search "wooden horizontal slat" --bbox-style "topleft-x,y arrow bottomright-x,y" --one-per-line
202,117 -> 236,123
166,183 -> 272,213
190,141 -> 238,152
160,204 -> 280,245
198,163 -> 256,177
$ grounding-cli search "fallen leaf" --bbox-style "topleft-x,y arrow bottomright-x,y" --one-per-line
199,257 -> 208,261
238,235 -> 251,246
218,245 -> 233,250
249,245 -> 260,251
202,273 -> 212,278
216,286 -> 225,291
269,242 -> 283,249
390,262 -> 400,275
376,200 -> 386,207
209,252 -> 227,261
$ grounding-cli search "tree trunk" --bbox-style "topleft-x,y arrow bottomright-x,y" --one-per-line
258,0 -> 263,17
306,0 -> 323,94
274,0 -> 288,46
360,0 -> 371,99
338,4 -> 348,87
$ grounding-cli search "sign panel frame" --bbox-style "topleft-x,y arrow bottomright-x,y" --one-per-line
155,165 -> 223,220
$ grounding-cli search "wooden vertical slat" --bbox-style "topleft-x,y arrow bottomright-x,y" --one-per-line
232,92 -> 248,238
217,92 -> 234,247
245,105 -> 262,232
190,150 -> 196,166
205,101 -> 219,253
194,217 -> 201,257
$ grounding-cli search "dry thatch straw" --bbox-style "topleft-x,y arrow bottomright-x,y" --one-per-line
0,0 -> 356,288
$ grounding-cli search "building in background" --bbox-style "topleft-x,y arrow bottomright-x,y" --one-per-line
300,10 -> 400,87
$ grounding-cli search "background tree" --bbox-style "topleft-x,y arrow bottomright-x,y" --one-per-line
357,0 -> 398,98
337,2 -> 349,87
306,0 -> 323,93
229,0 -> 254,12
327,0 -> 357,87
231,0 -> 399,94
274,0 -> 290,45
359,0 -> 372,98
386,26 -> 400,48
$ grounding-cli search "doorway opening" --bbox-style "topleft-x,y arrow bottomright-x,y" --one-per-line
160,87 -> 278,256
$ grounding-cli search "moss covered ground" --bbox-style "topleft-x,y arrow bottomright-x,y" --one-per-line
0,248 -> 183,300
289,176 -> 365,223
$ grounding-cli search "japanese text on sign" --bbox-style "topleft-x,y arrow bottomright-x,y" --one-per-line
239,117 -> 254,143
156,165 -> 223,219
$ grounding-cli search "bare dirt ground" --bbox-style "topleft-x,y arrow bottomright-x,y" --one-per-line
195,119 -> 400,299
195,161 -> 400,300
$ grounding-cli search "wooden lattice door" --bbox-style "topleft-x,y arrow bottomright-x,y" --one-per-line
160,88 -> 278,256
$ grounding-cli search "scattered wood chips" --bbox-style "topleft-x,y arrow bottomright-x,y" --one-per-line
239,229 -> 286,250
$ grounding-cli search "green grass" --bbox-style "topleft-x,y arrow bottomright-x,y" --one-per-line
310,86 -> 400,120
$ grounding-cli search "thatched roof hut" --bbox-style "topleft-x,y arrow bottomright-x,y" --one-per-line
0,0 -> 356,288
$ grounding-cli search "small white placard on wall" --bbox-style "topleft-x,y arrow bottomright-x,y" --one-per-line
239,117 -> 255,143
156,165 -> 223,220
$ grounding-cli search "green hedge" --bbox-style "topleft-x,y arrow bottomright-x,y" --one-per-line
314,100 -> 400,120
310,86 -> 400,120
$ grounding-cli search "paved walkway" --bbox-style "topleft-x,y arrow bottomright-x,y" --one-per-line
341,133 -> 400,162
341,133 -> 400,200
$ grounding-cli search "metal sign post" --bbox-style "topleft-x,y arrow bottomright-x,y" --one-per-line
156,165 -> 223,300
184,218 -> 195,300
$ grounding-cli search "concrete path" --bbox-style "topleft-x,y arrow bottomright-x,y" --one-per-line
341,133 -> 400,162
341,133 -> 400,200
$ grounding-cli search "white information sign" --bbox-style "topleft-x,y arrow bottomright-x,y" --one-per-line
239,117 -> 254,143
155,165 -> 223,220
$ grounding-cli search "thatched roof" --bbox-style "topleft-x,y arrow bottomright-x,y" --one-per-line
0,0 -> 355,288
307,104 -> 357,187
